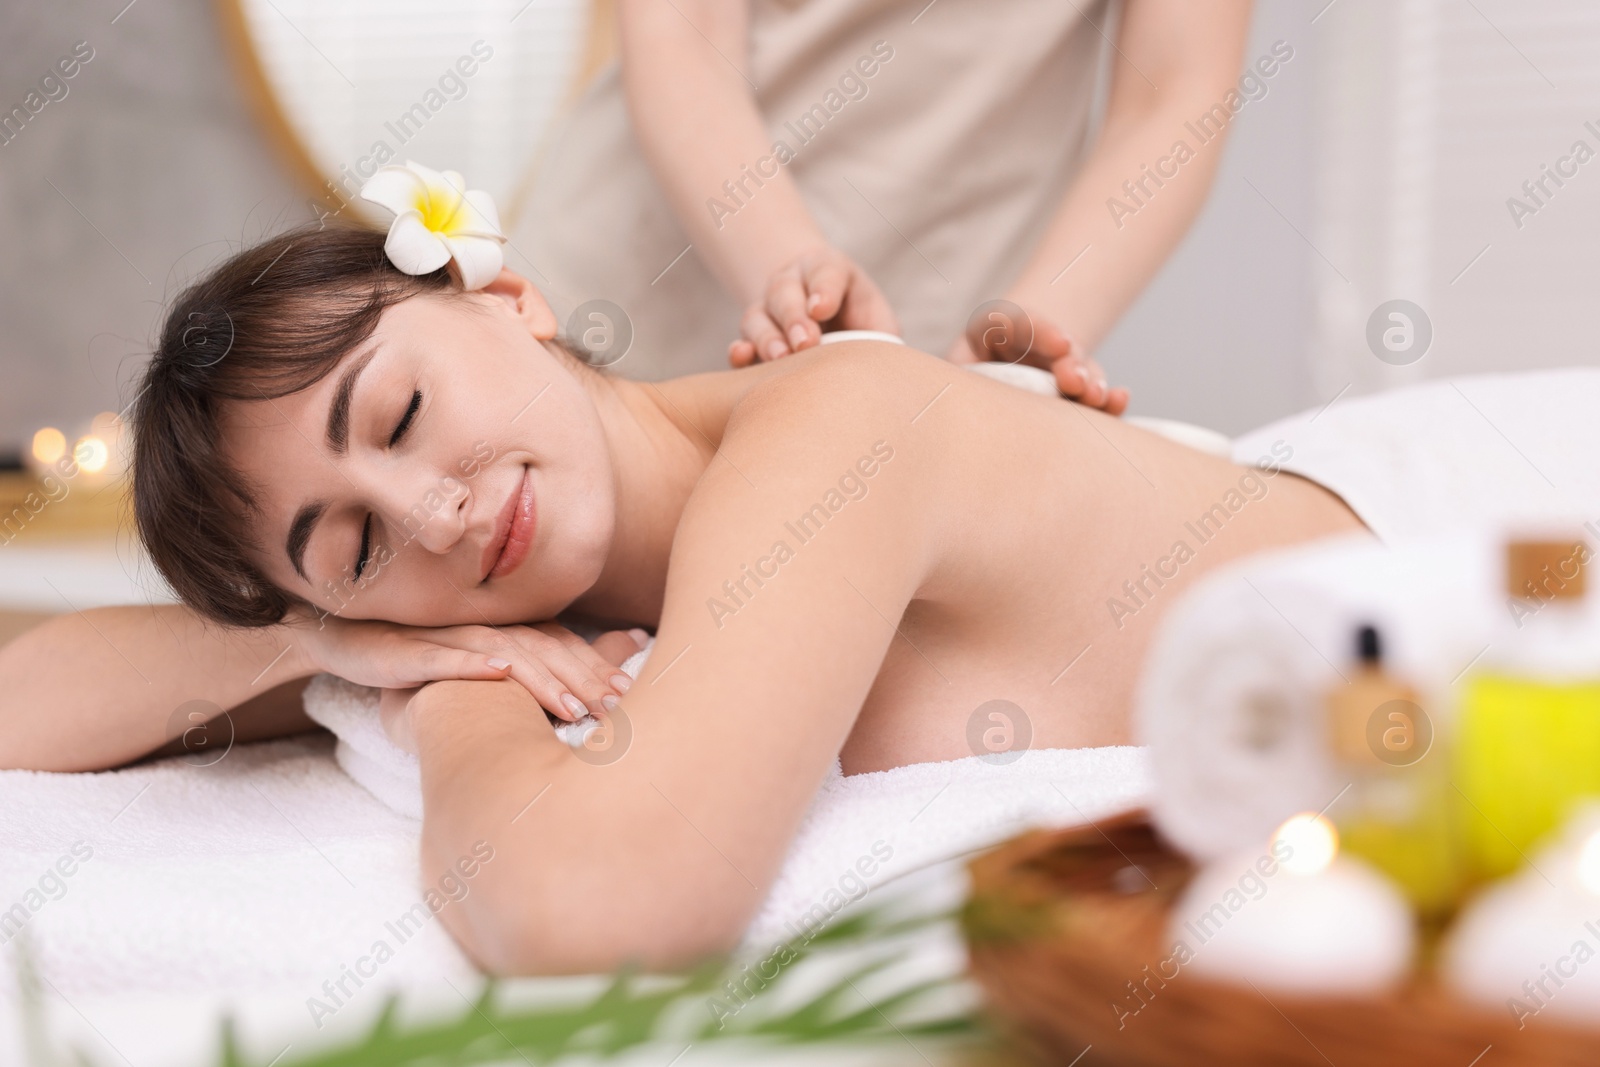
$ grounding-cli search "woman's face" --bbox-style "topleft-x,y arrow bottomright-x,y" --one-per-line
223,278 -> 617,626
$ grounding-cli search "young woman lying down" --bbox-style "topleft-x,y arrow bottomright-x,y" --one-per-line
0,226 -> 1368,973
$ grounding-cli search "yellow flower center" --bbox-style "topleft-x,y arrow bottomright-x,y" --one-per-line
416,179 -> 465,234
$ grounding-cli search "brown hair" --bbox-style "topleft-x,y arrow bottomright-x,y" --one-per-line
131,223 -> 461,628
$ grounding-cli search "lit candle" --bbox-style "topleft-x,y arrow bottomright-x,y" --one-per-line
1166,813 -> 1415,994
31,427 -> 66,466
1445,807 -> 1600,1028
73,435 -> 109,475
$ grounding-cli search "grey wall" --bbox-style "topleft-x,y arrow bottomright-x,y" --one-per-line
0,0 -> 1318,447
1096,0 -> 1320,435
0,0 -> 300,442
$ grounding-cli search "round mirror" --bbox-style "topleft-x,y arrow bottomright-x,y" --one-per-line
217,0 -> 611,229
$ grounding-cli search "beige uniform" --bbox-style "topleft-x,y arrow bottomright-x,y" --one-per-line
513,0 -> 1111,379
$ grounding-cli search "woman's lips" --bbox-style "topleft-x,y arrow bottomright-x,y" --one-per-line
483,467 -> 536,582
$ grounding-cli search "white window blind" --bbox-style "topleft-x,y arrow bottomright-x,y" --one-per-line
1310,0 -> 1600,397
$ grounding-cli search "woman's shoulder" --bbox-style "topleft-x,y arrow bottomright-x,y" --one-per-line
677,341 -> 961,531
723,341 -> 957,438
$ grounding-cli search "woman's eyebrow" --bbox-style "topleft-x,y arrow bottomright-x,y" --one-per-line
286,500 -> 328,581
326,344 -> 381,455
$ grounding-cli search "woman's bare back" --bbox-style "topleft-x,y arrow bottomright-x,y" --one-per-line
704,343 -> 1369,773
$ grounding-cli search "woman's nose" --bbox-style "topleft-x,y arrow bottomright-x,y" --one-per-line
373,474 -> 469,555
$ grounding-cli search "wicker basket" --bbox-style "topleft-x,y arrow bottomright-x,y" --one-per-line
962,812 -> 1600,1066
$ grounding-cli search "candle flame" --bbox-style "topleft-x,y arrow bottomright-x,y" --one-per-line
1274,812 -> 1339,875
74,436 -> 109,474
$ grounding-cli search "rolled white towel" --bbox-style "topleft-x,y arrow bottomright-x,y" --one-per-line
303,640 -> 654,820
1136,532 -> 1501,861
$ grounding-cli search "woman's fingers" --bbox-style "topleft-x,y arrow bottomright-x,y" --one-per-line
1050,354 -> 1123,413
801,256 -> 851,325
1053,357 -> 1090,399
1077,356 -> 1110,408
1028,319 -> 1075,365
965,307 -> 1066,369
410,626 -> 607,722
502,627 -> 623,718
411,642 -> 515,687
835,270 -> 899,335
765,268 -> 820,353
538,624 -> 636,693
740,303 -> 791,363
950,303 -> 1125,413
501,656 -> 591,722
729,247 -> 901,358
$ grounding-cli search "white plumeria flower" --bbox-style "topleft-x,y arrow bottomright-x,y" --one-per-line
359,161 -> 507,291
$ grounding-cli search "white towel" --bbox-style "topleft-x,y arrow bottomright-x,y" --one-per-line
743,744 -> 1149,950
1231,368 -> 1600,541
0,735 -> 479,1003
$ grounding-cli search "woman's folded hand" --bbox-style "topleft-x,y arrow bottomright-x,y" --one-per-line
728,244 -> 899,366
293,613 -> 649,726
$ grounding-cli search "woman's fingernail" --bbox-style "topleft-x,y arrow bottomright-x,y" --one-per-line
487,657 -> 512,671
808,293 -> 824,312
610,673 -> 633,693
602,695 -> 621,713
1096,377 -> 1108,395
766,340 -> 787,360
788,324 -> 807,347
560,693 -> 586,720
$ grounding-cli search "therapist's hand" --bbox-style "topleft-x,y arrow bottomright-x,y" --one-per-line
728,244 -> 900,367
947,309 -> 1129,416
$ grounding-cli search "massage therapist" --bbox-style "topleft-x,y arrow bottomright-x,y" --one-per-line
513,0 -> 1255,411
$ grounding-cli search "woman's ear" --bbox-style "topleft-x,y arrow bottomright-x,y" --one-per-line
478,270 -> 558,340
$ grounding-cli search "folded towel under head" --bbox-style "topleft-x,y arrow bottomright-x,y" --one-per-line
302,642 -> 653,821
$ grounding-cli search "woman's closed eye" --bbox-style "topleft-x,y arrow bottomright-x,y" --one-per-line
354,513 -> 373,578
351,389 -> 422,578
389,389 -> 421,446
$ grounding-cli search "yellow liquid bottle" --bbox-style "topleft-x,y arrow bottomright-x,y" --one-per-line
1327,623 -> 1460,916
1456,537 -> 1600,882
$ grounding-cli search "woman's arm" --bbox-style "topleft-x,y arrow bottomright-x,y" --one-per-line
618,0 -> 822,306
412,346 -> 947,973
617,0 -> 896,360
0,603 -> 317,771
0,603 -> 637,772
954,0 -> 1254,375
